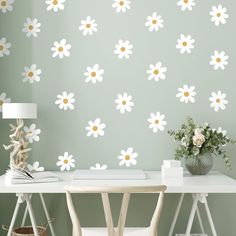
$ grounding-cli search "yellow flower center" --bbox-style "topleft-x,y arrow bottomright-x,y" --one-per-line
53,0 -> 58,5
86,23 -> 91,28
92,126 -> 98,131
1,1 -> 6,7
63,159 -> 68,164
91,71 -> 96,77
63,98 -> 68,104
216,98 -> 221,103
122,100 -> 126,105
152,19 -> 157,25
0,45 -> 3,51
120,47 -> 126,52
125,155 -> 130,161
153,69 -> 159,75
183,0 -> 188,3
28,71 -> 34,77
119,1 -> 124,6
0,100 -> 3,106
217,12 -> 221,17
28,25 -> 33,30
58,46 -> 64,52
216,57 -> 221,63
182,41 -> 188,47
184,91 -> 189,97
155,119 -> 159,124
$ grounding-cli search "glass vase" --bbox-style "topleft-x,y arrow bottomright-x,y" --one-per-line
185,152 -> 213,175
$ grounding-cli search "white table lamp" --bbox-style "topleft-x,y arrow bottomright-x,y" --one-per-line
2,103 -> 37,170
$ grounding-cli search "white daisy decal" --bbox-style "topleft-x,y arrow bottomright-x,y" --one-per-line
90,163 -> 108,170
176,85 -> 196,103
24,123 -> 41,143
46,0 -> 66,12
22,18 -> 41,38
209,90 -> 228,112
79,16 -> 97,36
27,161 -> 45,172
118,147 -> 138,167
51,39 -> 71,59
0,92 -> 11,112
0,0 -> 14,13
145,12 -> 164,32
177,0 -> 195,11
55,92 -> 75,110
148,112 -> 167,133
115,93 -> 134,114
210,5 -> 229,26
176,34 -> 195,54
84,64 -> 104,84
21,64 -> 42,84
0,37 -> 11,57
213,127 -> 227,137
210,50 -> 228,70
112,0 -> 131,13
114,40 -> 133,59
57,152 -> 75,171
147,62 -> 167,82
86,118 -> 106,138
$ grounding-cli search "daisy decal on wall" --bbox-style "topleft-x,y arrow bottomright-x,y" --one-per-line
118,147 -> 138,167
209,90 -> 228,112
145,12 -> 164,32
210,5 -> 229,26
176,34 -> 195,54
24,123 -> 41,143
147,62 -> 167,82
57,152 -> 75,171
210,50 -> 228,70
46,0 -> 66,12
86,118 -> 106,138
176,85 -> 196,103
112,0 -> 131,13
148,112 -> 167,133
177,0 -> 195,11
22,64 -> 42,83
27,161 -> 45,172
114,40 -> 133,59
0,0 -> 14,13
84,64 -> 104,84
0,92 -> 11,112
79,16 -> 97,36
22,18 -> 41,38
90,163 -> 108,170
51,39 -> 71,59
55,92 -> 75,110
115,93 -> 134,114
0,37 -> 11,57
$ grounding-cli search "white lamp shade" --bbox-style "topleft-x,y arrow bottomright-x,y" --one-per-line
2,103 -> 37,119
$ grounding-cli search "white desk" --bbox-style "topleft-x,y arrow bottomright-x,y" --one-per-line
1,171 -> 236,236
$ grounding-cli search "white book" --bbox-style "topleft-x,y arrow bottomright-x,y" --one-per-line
73,169 -> 146,180
4,169 -> 59,185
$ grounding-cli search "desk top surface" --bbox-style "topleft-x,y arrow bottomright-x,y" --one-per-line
1,171 -> 236,193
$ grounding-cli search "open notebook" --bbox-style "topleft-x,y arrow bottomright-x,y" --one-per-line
4,168 -> 59,185
73,169 -> 146,180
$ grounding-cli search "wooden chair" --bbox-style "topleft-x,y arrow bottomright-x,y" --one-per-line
65,185 -> 167,236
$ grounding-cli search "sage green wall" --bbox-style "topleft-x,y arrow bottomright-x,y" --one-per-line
1,0 -> 236,235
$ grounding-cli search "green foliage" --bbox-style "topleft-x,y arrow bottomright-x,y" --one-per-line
168,117 -> 236,170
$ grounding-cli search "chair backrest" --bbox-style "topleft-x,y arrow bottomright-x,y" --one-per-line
65,185 -> 167,236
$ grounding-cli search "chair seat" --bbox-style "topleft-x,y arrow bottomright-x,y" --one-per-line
82,227 -> 150,236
